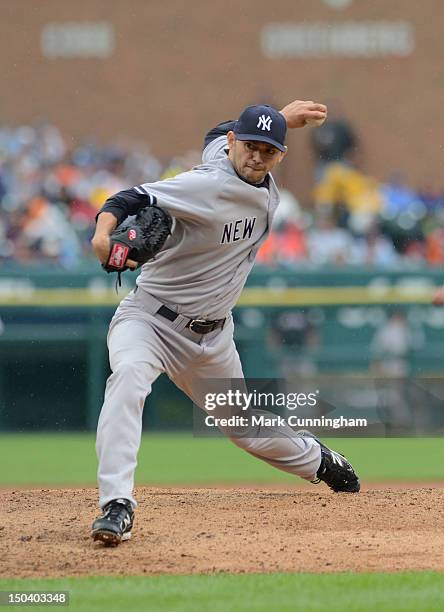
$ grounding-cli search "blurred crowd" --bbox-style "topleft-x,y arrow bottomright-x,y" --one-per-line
1,117 -> 444,268
258,112 -> 444,268
0,119 -> 200,267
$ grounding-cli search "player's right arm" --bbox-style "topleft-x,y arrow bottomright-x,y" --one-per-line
201,101 -> 327,163
203,120 -> 235,149
201,120 -> 235,163
279,100 -> 327,128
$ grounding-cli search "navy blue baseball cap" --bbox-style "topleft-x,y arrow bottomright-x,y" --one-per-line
234,104 -> 287,152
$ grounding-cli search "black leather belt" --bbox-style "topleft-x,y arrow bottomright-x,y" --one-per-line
157,305 -> 226,334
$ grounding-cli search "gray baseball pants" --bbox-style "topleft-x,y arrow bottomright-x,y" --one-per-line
96,289 -> 321,509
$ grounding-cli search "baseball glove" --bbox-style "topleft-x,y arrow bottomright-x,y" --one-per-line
103,205 -> 172,274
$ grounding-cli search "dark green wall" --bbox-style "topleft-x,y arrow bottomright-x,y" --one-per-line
1,264 -> 444,431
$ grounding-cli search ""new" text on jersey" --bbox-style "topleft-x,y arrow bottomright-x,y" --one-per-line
220,217 -> 257,244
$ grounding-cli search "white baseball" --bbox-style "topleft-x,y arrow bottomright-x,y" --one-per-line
306,117 -> 326,127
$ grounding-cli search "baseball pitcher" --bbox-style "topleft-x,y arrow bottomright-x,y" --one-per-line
90,100 -> 360,546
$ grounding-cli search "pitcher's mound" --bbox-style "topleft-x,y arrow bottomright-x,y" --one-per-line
1,486 -> 443,577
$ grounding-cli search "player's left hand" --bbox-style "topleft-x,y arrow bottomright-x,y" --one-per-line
92,234 -> 138,270
280,100 -> 327,129
102,205 -> 173,273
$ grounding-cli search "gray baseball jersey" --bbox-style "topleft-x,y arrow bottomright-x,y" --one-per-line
132,135 -> 280,319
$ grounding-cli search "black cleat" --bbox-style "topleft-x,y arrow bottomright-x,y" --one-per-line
297,430 -> 360,493
91,498 -> 134,546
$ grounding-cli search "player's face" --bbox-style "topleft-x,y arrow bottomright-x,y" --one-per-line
227,133 -> 286,184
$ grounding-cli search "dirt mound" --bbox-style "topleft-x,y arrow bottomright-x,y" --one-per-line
1,486 -> 443,577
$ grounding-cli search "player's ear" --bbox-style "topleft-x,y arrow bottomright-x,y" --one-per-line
227,131 -> 236,149
278,146 -> 288,163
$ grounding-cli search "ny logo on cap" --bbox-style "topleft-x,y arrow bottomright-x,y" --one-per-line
257,114 -> 272,131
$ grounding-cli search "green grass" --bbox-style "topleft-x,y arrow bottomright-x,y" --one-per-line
0,433 -> 442,486
0,573 -> 443,611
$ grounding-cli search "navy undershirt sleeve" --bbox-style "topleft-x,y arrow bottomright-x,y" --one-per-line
96,188 -> 150,224
203,120 -> 236,150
